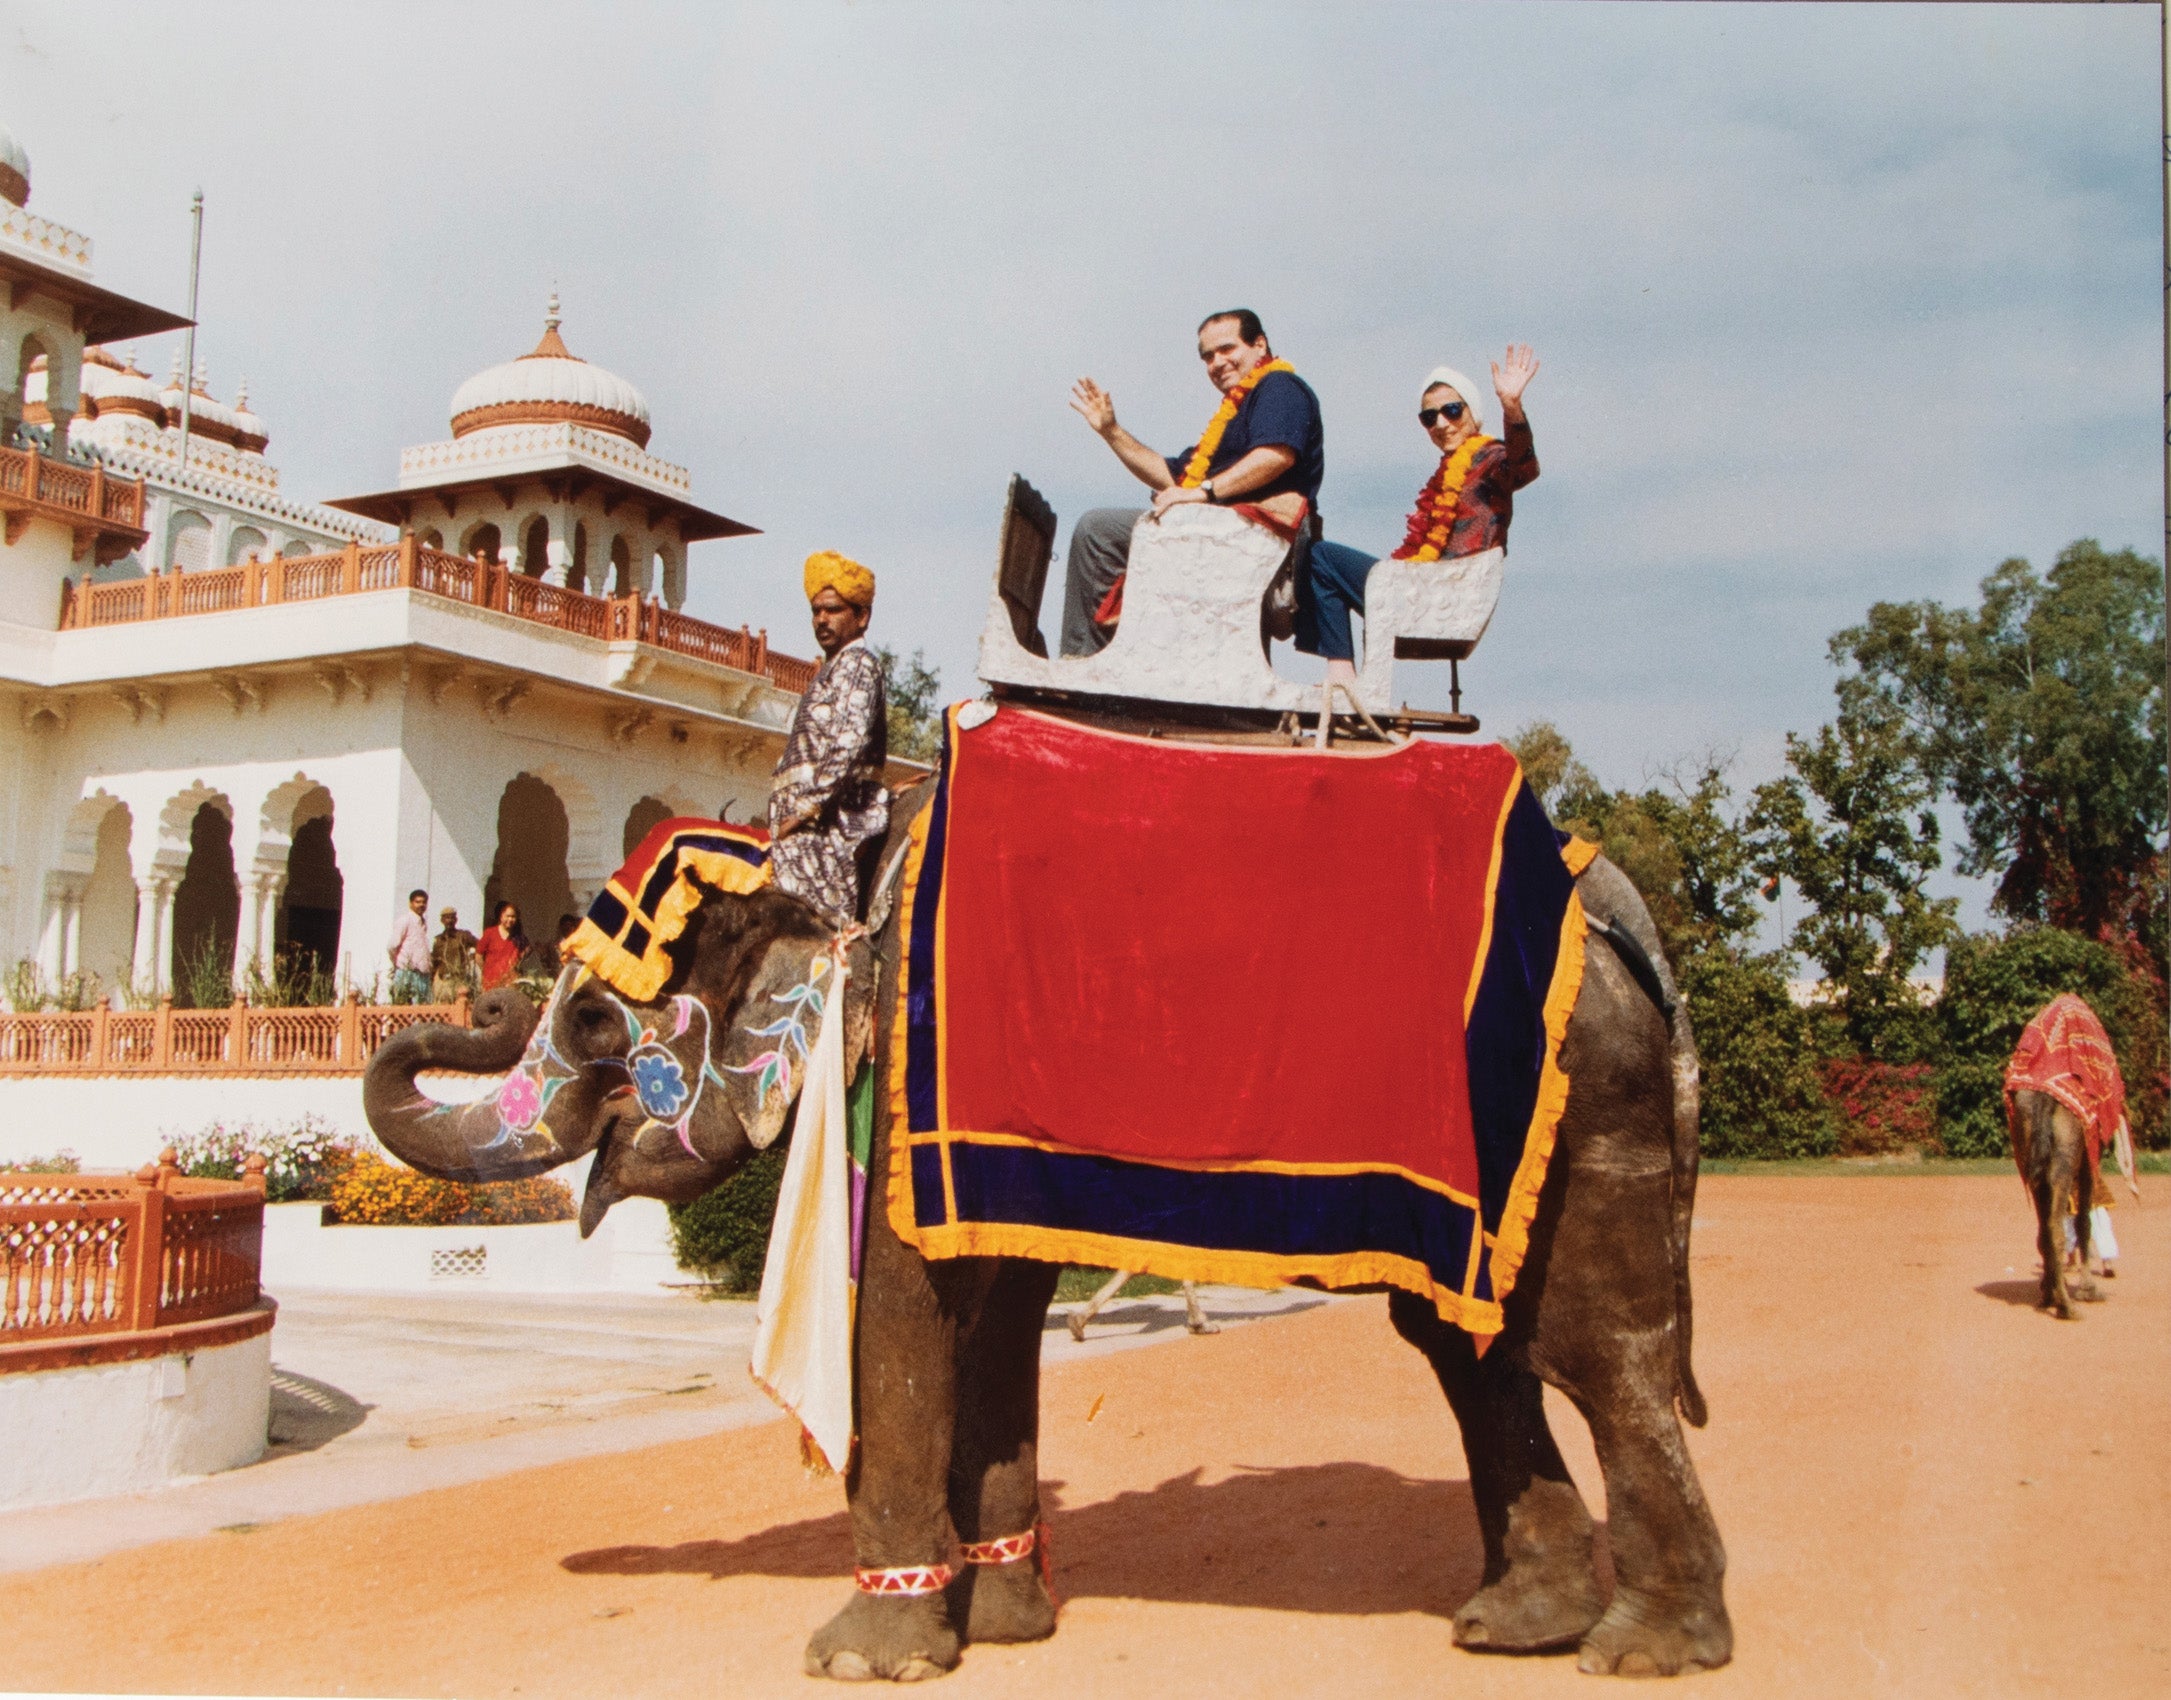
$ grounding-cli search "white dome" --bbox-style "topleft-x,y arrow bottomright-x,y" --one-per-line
0,121 -> 28,207
79,351 -> 167,418
448,297 -> 651,447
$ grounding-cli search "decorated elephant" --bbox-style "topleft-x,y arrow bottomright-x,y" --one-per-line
365,772 -> 1731,1681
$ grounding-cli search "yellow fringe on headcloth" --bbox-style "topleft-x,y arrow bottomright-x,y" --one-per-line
804,551 -> 875,609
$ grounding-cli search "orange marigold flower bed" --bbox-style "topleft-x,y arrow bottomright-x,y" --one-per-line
325,1152 -> 574,1226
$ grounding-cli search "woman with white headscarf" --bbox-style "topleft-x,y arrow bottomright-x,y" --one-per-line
1295,344 -> 1541,682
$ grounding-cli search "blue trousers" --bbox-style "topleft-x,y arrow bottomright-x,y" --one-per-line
1294,538 -> 1378,661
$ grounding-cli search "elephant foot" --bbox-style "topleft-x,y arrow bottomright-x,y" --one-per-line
805,1592 -> 961,1683
1454,1567 -> 1606,1653
1575,1591 -> 1732,1677
946,1559 -> 1057,1645
2073,1276 -> 2105,1305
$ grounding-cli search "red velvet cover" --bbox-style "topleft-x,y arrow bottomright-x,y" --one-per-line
2005,993 -> 2126,1173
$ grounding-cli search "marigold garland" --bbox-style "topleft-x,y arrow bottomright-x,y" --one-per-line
1390,432 -> 1496,562
1177,358 -> 1297,489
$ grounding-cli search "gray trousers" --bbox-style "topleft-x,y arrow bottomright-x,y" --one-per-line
1059,507 -> 1147,656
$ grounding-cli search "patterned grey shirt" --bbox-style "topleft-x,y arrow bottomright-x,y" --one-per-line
768,639 -> 889,923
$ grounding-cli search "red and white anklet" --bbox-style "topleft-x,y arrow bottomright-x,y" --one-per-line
959,1519 -> 1057,1607
853,1562 -> 954,1597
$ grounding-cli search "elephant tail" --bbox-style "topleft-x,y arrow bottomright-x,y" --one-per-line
1668,993 -> 1708,1428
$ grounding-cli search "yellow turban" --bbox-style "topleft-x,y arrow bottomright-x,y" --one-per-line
803,551 -> 875,610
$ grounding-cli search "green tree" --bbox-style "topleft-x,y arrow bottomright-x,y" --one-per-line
1832,541 -> 2165,940
874,645 -> 944,764
1747,707 -> 1958,1059
1679,949 -> 1836,1158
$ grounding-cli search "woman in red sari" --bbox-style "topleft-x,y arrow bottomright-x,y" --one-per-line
477,902 -> 528,991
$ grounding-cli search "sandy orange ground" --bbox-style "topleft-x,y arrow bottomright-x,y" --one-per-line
4,1174 -> 2167,1700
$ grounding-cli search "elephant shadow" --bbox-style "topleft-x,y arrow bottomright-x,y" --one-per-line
563,1461 -> 1604,1617
1975,1278 -> 2047,1308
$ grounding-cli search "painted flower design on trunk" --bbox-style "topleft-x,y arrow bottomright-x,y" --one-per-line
497,1069 -> 545,1132
629,1044 -> 692,1120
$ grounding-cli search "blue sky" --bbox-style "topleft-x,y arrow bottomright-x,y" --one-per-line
6,1 -> 2161,938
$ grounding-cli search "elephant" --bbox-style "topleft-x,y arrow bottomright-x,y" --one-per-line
363,784 -> 1732,1680
2008,1088 -> 2107,1319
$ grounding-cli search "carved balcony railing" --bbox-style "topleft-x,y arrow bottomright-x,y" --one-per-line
54,535 -> 818,693
0,992 -> 473,1077
1,1155 -> 265,1351
0,440 -> 147,564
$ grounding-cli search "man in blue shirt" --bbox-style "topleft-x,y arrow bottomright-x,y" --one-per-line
1060,309 -> 1324,655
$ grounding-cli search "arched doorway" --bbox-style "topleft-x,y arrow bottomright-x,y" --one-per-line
570,521 -> 589,593
169,801 -> 239,1004
484,775 -> 573,954
609,535 -> 631,596
522,516 -> 550,579
168,509 -> 212,572
275,790 -> 343,980
228,525 -> 269,565
464,522 -> 502,565
623,795 -> 673,858
78,804 -> 137,993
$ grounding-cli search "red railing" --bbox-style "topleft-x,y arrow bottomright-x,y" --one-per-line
0,993 -> 473,1077
0,441 -> 147,539
0,1156 -> 264,1345
55,535 -> 814,691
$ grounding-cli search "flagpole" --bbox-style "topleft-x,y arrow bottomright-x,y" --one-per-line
177,189 -> 203,470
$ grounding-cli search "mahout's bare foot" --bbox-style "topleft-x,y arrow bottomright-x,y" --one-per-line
804,1592 -> 960,1682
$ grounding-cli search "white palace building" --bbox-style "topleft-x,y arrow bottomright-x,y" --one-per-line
0,119 -> 836,1006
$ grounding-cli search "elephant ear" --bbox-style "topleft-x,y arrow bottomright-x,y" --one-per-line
711,931 -> 841,1148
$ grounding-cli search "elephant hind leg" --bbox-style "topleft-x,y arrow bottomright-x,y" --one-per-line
1554,1341 -> 1732,1677
1389,1292 -> 1604,1653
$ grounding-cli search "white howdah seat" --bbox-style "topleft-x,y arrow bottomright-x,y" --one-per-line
976,477 -> 1502,723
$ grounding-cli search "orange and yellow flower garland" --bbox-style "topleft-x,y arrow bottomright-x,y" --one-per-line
1176,358 -> 1298,488
1390,432 -> 1496,561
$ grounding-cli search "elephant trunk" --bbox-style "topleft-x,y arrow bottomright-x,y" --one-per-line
362,989 -> 592,1181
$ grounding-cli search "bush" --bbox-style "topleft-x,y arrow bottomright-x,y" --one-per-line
1681,948 -> 1838,1158
324,1151 -> 574,1226
167,1116 -> 361,1202
1936,927 -> 2154,1157
1820,1058 -> 1939,1155
1,1150 -> 82,1174
668,1145 -> 789,1289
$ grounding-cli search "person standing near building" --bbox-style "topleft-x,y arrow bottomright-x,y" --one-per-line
429,906 -> 477,1002
477,902 -> 528,991
768,551 -> 888,924
387,889 -> 431,1004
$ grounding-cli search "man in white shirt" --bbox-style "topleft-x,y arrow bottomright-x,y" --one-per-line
387,888 -> 431,1004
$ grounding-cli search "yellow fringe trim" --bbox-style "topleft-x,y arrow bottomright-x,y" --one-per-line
1560,835 -> 1602,877
1464,776 -> 1523,1024
1483,888 -> 1587,1310
565,846 -> 771,1004
884,792 -> 941,1252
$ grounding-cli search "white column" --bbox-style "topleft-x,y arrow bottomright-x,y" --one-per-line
36,876 -> 70,983
130,879 -> 162,995
61,889 -> 84,979
543,532 -> 571,588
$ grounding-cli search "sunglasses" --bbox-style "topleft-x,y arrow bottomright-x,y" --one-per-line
1418,401 -> 1468,428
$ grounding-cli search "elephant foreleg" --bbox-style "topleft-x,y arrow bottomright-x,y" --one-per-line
1389,1290 -> 1603,1652
805,1204 -> 965,1682
945,1257 -> 1063,1646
